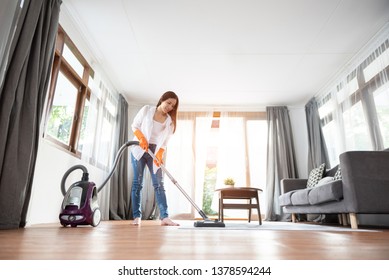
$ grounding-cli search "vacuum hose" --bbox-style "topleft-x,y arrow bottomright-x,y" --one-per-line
60,140 -> 139,196
60,165 -> 89,196
96,140 -> 139,192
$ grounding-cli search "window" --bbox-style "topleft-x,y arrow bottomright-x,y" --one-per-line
318,35 -> 389,164
207,112 -> 267,218
165,111 -> 267,219
46,71 -> 78,146
374,87 -> 389,147
44,25 -> 94,156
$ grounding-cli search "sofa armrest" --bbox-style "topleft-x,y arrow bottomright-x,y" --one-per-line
340,151 -> 389,213
281,179 -> 308,194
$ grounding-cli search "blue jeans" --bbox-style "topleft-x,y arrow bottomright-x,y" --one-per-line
131,144 -> 169,220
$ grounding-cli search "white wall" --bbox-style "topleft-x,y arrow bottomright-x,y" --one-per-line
26,139 -> 107,226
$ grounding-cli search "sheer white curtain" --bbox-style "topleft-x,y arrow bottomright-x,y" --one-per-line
166,112 -> 213,219
318,30 -> 389,167
212,112 -> 267,217
215,112 -> 247,188
194,113 -> 214,217
168,111 -> 267,220
81,76 -> 118,220
209,112 -> 247,215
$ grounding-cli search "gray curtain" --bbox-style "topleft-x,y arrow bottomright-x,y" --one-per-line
0,0 -> 22,88
0,0 -> 61,229
109,94 -> 130,220
265,106 -> 298,221
305,97 -> 329,171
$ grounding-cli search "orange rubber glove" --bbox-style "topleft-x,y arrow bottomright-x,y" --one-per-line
154,148 -> 165,166
134,129 -> 148,151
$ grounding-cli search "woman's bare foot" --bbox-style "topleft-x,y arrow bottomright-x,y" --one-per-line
161,217 -> 180,226
132,217 -> 141,226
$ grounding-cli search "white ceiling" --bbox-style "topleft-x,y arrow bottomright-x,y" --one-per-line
61,0 -> 389,109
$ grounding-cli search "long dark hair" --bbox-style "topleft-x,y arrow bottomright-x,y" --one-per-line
156,91 -> 179,133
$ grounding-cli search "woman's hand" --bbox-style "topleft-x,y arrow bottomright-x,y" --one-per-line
134,129 -> 148,151
154,148 -> 165,166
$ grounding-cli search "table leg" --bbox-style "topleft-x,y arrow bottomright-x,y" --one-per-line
256,194 -> 262,225
248,198 -> 252,223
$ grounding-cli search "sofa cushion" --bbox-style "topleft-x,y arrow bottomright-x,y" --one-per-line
290,188 -> 311,205
306,163 -> 326,188
308,180 -> 343,205
316,176 -> 334,186
279,190 -> 297,206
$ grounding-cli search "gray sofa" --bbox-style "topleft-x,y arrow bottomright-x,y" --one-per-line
279,150 -> 389,229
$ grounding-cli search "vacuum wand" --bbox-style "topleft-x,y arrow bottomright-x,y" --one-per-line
148,150 -> 207,219
148,149 -> 225,227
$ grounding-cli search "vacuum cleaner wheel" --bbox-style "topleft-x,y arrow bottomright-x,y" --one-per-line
92,208 -> 101,227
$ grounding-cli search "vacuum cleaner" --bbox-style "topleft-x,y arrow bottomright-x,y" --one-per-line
59,140 -> 224,228
59,140 -> 139,227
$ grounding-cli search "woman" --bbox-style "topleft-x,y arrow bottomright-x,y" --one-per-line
130,91 -> 180,226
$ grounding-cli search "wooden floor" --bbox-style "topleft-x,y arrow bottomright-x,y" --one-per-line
1,220 -> 389,260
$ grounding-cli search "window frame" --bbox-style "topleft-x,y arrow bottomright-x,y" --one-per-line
43,25 -> 94,157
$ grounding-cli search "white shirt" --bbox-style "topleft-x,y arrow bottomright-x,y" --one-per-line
131,105 -> 174,169
150,120 -> 166,144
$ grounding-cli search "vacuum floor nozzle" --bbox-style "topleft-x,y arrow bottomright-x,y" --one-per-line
194,219 -> 226,227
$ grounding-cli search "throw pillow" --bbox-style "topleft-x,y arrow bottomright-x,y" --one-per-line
306,163 -> 326,188
316,176 -> 334,187
333,167 -> 342,180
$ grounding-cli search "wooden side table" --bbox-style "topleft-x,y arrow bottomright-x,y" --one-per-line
216,187 -> 263,225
